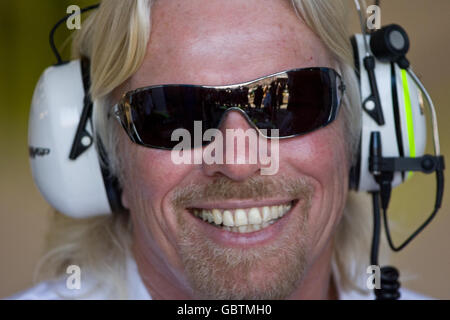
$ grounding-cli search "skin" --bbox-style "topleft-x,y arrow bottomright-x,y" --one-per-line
114,0 -> 350,299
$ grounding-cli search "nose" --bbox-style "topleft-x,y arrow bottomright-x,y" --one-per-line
201,110 -> 263,181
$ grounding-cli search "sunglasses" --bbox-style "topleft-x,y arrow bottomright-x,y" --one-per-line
113,67 -> 345,150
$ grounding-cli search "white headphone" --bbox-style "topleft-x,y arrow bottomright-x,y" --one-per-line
351,32 -> 427,191
28,5 -> 443,219
29,59 -> 112,217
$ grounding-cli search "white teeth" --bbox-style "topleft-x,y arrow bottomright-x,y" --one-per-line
206,210 -> 213,223
193,202 -> 293,233
223,210 -> 234,227
238,226 -> 248,233
271,206 -> 279,219
248,208 -> 262,224
277,205 -> 284,218
235,209 -> 248,226
262,206 -> 271,222
212,209 -> 222,225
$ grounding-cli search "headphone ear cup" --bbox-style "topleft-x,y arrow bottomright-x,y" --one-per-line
28,60 -> 112,217
351,34 -> 428,192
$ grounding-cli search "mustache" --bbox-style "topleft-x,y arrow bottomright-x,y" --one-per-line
172,174 -> 314,209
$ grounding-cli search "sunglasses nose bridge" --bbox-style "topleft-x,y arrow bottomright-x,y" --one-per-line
216,107 -> 261,135
202,107 -> 266,180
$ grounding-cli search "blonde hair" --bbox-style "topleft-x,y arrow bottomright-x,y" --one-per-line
37,0 -> 373,298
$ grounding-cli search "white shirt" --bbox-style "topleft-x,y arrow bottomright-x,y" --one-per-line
8,256 -> 429,300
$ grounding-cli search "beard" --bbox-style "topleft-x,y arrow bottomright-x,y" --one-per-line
172,175 -> 314,299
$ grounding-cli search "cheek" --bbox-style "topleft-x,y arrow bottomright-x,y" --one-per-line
283,119 -> 349,252
283,122 -> 349,189
135,150 -> 184,194
121,144 -> 192,237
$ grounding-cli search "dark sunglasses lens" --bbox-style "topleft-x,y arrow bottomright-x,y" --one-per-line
129,86 -> 221,148
243,69 -> 335,137
283,69 -> 335,135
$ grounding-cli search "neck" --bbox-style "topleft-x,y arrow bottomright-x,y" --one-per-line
132,242 -> 193,299
287,239 -> 338,299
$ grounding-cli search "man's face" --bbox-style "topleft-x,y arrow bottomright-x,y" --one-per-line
116,0 -> 350,299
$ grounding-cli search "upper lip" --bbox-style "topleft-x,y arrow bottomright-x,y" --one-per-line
187,198 -> 297,210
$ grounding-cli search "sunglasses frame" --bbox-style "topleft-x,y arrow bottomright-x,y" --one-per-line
113,67 -> 346,150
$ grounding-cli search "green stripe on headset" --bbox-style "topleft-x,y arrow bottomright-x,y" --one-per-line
401,69 -> 415,178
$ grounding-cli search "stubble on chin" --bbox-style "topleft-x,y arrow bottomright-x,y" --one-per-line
173,175 -> 314,299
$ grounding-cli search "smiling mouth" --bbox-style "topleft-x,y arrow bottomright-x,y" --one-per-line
188,200 -> 297,234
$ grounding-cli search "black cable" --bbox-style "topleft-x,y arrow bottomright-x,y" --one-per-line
371,191 -> 401,300
49,3 -> 100,65
370,191 -> 381,266
382,169 -> 444,252
369,131 -> 444,299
